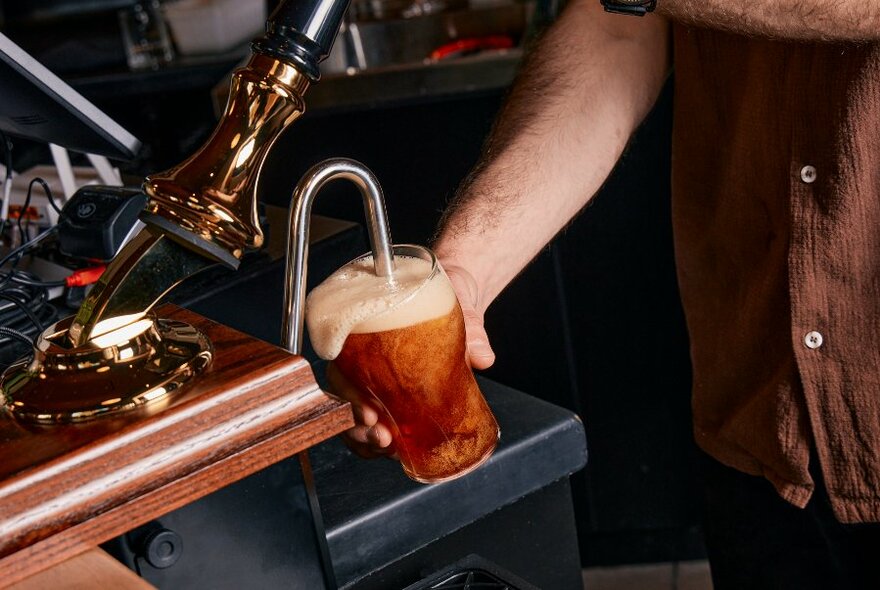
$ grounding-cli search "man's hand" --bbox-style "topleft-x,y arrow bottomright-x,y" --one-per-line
328,261 -> 496,457
327,361 -> 395,458
442,263 -> 496,370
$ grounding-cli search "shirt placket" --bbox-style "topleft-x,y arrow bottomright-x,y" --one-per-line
787,121 -> 834,498
789,160 -> 824,352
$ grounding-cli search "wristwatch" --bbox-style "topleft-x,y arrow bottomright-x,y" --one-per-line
600,0 -> 657,16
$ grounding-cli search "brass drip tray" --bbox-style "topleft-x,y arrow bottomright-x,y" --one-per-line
1,315 -> 213,424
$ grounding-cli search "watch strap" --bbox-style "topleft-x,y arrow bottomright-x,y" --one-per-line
600,0 -> 657,16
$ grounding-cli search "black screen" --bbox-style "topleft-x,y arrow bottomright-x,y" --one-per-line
0,31 -> 140,161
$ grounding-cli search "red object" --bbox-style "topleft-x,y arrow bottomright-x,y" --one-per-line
65,265 -> 106,287
429,36 -> 514,61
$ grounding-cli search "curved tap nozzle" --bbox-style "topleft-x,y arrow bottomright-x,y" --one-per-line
282,158 -> 395,354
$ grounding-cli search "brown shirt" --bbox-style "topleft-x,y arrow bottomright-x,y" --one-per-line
671,26 -> 880,523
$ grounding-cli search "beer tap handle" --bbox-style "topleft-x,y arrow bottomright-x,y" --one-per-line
253,0 -> 352,82
282,158 -> 395,355
66,0 -> 354,348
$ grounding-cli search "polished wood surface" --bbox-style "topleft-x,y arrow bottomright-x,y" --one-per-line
0,305 -> 353,586
9,548 -> 156,590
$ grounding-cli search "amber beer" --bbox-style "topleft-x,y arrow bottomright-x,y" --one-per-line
306,244 -> 499,483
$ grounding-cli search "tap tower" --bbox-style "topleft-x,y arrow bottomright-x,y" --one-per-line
2,0 -> 353,423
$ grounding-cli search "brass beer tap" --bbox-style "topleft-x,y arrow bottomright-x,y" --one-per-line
2,0 -> 353,423
69,0 -> 352,348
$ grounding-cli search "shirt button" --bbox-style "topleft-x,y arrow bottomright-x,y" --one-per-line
800,165 -> 817,183
804,331 -> 823,349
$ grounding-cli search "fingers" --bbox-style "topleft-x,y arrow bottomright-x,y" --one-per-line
442,264 -> 496,370
344,422 -> 396,458
346,422 -> 393,448
350,396 -> 379,428
343,417 -> 395,457
326,362 -> 396,457
461,306 -> 496,369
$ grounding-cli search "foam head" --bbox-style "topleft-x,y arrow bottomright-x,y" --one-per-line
305,253 -> 457,360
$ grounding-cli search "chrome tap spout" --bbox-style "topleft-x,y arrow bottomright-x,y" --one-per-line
282,158 -> 395,354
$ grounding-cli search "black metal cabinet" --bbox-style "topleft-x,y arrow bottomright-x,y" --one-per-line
311,379 -> 587,590
103,457 -> 332,589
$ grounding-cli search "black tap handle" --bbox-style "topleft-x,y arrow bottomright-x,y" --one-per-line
252,0 -> 352,81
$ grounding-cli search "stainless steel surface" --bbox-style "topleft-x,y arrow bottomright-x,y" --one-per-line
282,158 -> 394,354
349,0 -> 467,21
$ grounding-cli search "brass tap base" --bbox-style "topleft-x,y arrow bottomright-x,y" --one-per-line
2,315 -> 213,425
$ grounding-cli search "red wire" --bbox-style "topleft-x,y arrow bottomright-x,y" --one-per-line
65,265 -> 106,288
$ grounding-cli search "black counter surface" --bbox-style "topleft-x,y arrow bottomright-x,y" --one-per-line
310,375 -> 588,589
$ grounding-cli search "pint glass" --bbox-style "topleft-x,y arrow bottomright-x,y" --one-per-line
306,244 -> 500,483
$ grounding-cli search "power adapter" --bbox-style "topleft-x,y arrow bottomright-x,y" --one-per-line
58,185 -> 147,262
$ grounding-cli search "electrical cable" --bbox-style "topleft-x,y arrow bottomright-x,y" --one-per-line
0,225 -> 62,353
4,266 -> 105,289
8,270 -> 65,288
0,226 -> 58,292
0,182 -> 65,362
44,184 -> 64,217
0,130 -> 13,229
2,179 -> 10,230
0,225 -> 57,269
0,326 -> 33,347
0,283 -> 58,339
18,177 -> 54,243
0,166 -> 67,360
0,291 -> 45,333
0,130 -> 10,175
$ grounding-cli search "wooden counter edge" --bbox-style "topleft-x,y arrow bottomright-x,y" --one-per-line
0,389 -> 353,586
8,548 -> 156,590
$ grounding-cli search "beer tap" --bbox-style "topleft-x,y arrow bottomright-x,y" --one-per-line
282,158 -> 395,355
68,0 -> 352,348
2,0 -> 354,423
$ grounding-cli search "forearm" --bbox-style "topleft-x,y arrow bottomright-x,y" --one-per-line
434,0 -> 669,310
659,0 -> 880,41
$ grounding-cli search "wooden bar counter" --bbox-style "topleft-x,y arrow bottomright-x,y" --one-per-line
0,305 -> 353,586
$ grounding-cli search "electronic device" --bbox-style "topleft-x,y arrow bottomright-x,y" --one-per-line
57,185 -> 147,262
0,33 -> 145,357
0,31 -> 141,160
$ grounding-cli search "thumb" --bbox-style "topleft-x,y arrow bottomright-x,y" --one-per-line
460,306 -> 496,369
442,263 -> 496,370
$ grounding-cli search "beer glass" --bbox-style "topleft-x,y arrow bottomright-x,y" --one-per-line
306,244 -> 500,483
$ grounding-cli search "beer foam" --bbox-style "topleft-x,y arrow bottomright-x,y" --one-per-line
305,254 -> 457,360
